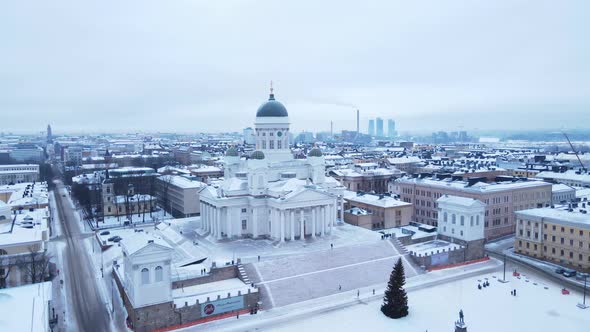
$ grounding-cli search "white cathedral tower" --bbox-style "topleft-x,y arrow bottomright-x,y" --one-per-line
254,83 -> 292,162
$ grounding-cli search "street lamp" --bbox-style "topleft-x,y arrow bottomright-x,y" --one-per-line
578,273 -> 588,309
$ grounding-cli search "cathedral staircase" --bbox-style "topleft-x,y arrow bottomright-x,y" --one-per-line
237,263 -> 251,285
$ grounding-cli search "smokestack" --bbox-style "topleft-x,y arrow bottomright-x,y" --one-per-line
330,121 -> 333,137
356,109 -> 360,134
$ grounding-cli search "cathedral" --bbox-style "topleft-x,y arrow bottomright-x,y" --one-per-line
199,88 -> 345,242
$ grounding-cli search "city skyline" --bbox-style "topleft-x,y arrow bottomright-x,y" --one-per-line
2,1 -> 590,134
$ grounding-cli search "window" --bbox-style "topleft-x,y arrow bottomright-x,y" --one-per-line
269,140 -> 274,149
476,215 -> 480,226
155,266 -> 163,282
452,214 -> 456,224
277,141 -> 282,149
460,230 -> 463,236
241,208 -> 247,213
443,212 -> 447,223
460,216 -> 464,226
141,268 -> 150,284
242,220 -> 247,230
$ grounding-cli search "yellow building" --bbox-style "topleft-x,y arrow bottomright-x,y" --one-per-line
515,206 -> 590,272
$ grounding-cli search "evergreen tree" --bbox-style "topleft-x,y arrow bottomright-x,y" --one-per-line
381,257 -> 409,319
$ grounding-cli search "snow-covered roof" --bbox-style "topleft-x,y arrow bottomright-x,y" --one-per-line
121,232 -> 173,256
551,183 -> 575,193
516,207 -> 590,229
345,192 -> 412,208
437,195 -> 486,208
0,282 -> 52,332
536,170 -> 590,184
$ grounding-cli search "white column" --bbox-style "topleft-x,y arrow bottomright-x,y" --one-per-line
226,208 -> 232,238
290,210 -> 295,241
329,204 -> 334,234
252,207 -> 258,238
300,209 -> 305,240
280,210 -> 285,242
322,205 -> 328,236
216,207 -> 222,240
340,196 -> 344,221
311,207 -> 316,238
213,207 -> 218,239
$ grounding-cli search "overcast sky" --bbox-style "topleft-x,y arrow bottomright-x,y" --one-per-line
1,0 -> 589,135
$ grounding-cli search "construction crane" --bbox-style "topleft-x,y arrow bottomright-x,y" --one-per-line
562,131 -> 587,171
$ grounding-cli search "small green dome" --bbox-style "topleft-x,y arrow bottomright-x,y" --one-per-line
226,147 -> 238,157
308,148 -> 323,157
250,150 -> 265,160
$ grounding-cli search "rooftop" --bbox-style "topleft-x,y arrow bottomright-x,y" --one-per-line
516,207 -> 590,229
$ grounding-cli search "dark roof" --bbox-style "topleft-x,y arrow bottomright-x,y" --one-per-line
251,150 -> 265,160
308,148 -> 323,157
256,94 -> 288,117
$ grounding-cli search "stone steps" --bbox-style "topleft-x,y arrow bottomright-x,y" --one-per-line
237,264 -> 251,284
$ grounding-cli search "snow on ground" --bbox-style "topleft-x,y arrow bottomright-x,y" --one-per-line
269,267 -> 590,332
93,209 -> 172,229
171,217 -> 383,266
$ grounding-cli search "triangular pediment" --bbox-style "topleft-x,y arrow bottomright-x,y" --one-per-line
282,188 -> 333,203
129,242 -> 173,257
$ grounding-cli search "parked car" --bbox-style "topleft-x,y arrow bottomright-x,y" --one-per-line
555,268 -> 565,274
108,235 -> 122,242
563,269 -> 577,278
100,231 -> 110,236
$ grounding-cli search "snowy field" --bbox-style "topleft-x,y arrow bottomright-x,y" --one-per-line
269,268 -> 590,332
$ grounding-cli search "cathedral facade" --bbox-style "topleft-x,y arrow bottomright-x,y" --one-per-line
199,89 -> 345,242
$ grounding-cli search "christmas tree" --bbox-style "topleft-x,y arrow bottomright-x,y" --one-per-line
381,257 -> 409,319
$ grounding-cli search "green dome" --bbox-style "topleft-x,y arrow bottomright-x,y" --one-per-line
256,94 -> 288,117
250,150 -> 265,160
308,148 -> 323,157
226,147 -> 238,157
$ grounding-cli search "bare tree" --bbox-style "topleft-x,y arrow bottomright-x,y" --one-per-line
0,252 -> 19,288
18,247 -> 53,284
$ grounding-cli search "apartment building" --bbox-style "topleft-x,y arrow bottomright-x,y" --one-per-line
155,175 -> 206,218
515,206 -> 590,272
343,191 -> 413,230
0,164 -> 39,185
394,177 -> 552,240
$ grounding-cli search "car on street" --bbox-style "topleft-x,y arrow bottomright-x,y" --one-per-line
100,231 -> 110,236
555,268 -> 565,274
108,235 -> 122,242
563,269 -> 577,278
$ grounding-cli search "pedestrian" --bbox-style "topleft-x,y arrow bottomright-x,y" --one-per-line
357,290 -> 360,298
478,284 -> 481,290
339,284 -> 342,291
372,289 -> 375,295
510,290 -> 513,296
331,243 -> 333,249
514,289 -> 517,296
237,312 -> 239,319
258,255 -> 261,262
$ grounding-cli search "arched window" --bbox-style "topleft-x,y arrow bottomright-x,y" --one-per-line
155,266 -> 163,282
443,212 -> 447,222
470,216 -> 474,226
451,214 -> 456,224
476,215 -> 480,225
141,268 -> 150,284
460,216 -> 464,226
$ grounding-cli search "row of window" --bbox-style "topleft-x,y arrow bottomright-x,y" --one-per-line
442,212 -> 481,227
141,266 -> 164,284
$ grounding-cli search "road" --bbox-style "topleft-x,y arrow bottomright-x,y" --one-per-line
485,236 -> 587,294
53,182 -> 112,332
